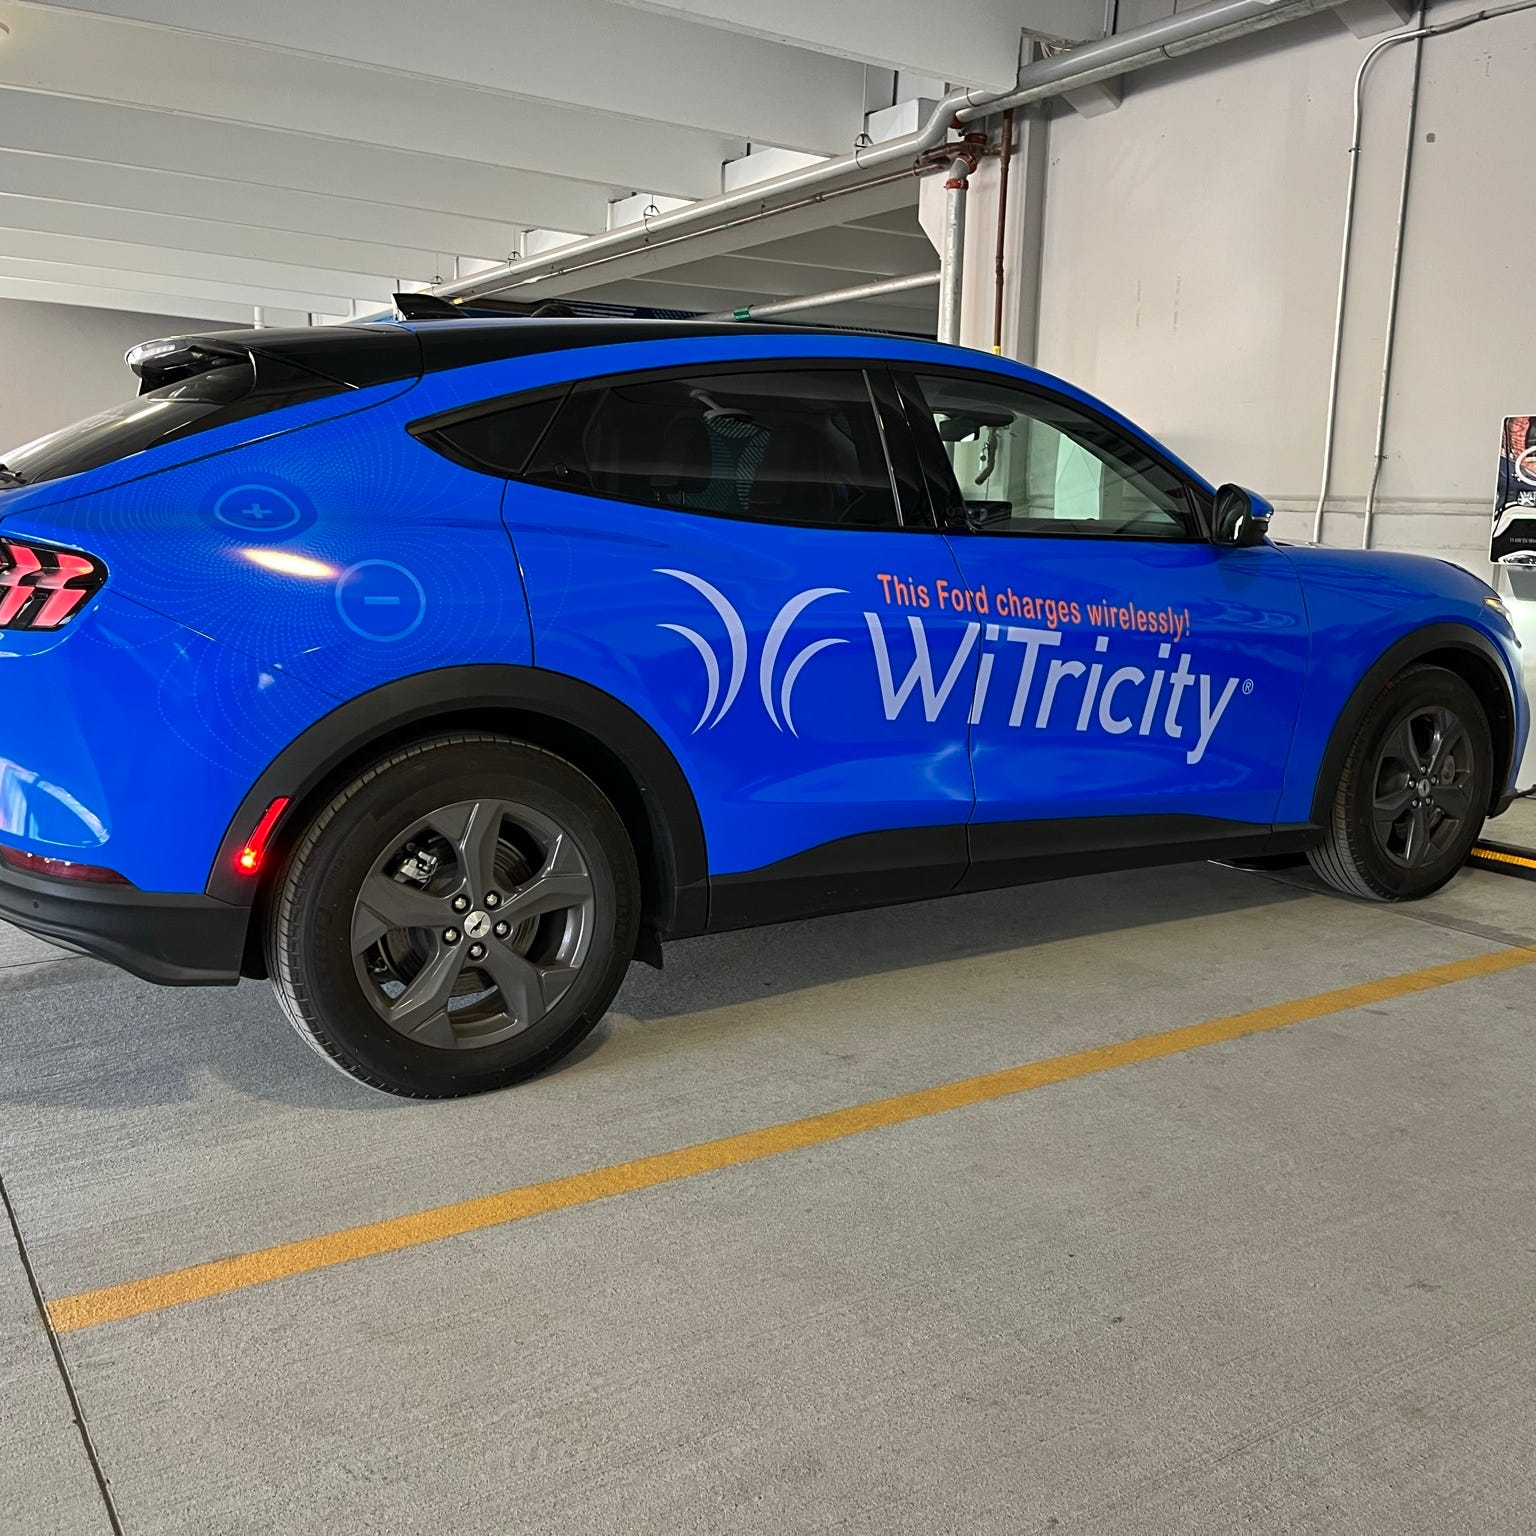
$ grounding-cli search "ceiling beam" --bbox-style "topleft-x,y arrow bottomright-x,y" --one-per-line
483,178 -> 920,298
583,276 -> 935,333
0,252 -> 365,317
604,0 -> 1107,82
0,227 -> 397,308
18,0 -> 870,152
654,252 -> 923,299
0,2 -> 738,200
0,273 -> 306,326
0,193 -> 448,284
0,152 -> 524,260
0,90 -> 616,233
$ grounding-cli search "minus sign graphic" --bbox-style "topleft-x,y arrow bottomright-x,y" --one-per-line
362,595 -> 403,606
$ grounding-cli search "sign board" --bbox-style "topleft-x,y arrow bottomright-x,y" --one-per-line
1493,415 -> 1536,563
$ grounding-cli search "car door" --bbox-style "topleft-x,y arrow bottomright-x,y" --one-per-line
895,366 -> 1310,858
485,359 -> 980,917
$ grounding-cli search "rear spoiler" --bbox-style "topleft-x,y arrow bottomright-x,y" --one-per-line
125,326 -> 422,396
125,336 -> 250,394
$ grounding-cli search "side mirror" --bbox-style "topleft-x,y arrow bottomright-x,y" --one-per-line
963,499 -> 1013,530
1212,484 -> 1273,548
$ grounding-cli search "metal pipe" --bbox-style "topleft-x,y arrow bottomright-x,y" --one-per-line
700,270 -> 939,321
956,0 -> 1345,117
1312,0 -> 1536,544
1361,9 -> 1426,550
938,155 -> 974,345
992,109 -> 1015,355
434,0 -> 1349,304
450,164 -> 937,307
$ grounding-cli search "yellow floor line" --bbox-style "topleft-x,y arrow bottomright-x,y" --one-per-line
47,942 -> 1536,1335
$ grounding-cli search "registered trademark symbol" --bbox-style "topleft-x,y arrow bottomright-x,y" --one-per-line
1242,678 -> 1255,695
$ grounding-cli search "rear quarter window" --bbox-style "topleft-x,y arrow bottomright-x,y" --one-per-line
0,361 -> 339,487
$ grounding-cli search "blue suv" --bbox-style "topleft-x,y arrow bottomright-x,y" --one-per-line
0,319 -> 1525,1096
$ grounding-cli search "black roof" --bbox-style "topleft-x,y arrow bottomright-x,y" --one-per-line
130,317 -> 879,393
404,316 -> 842,372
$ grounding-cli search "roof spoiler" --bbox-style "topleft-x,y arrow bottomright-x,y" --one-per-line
124,336 -> 251,394
125,326 -> 422,395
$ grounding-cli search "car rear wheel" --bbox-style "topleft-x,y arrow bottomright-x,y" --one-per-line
1307,665 -> 1492,902
266,734 -> 639,1097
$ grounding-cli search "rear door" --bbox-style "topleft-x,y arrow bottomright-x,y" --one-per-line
486,359 -> 980,912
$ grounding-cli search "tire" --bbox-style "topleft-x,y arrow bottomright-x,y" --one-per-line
265,734 -> 640,1098
1307,664 -> 1493,902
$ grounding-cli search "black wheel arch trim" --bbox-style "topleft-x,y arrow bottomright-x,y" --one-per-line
207,664 -> 709,946
1308,622 -> 1517,827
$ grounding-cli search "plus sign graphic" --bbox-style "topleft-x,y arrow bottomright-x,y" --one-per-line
212,483 -> 305,535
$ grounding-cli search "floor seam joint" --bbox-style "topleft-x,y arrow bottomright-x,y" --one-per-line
0,1172 -> 127,1536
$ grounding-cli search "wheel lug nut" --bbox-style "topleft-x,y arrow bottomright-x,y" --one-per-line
468,942 -> 485,961
443,928 -> 460,945
485,892 -> 500,908
452,895 -> 469,913
494,920 -> 510,938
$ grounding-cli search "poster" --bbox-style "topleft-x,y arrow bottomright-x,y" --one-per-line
1493,415 -> 1536,563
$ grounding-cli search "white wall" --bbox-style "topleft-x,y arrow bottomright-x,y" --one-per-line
0,296 -> 211,452
1030,0 -> 1536,576
1019,0 -> 1536,787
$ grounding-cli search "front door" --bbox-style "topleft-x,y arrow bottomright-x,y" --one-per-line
897,367 -> 1310,849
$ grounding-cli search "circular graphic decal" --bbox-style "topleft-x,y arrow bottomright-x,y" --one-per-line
211,482 -> 310,535
334,559 -> 427,642
1516,446 -> 1536,487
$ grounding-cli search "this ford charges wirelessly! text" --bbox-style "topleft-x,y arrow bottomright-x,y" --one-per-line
0,318 -> 1524,1096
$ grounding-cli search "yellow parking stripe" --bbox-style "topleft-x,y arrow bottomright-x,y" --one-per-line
47,942 -> 1536,1334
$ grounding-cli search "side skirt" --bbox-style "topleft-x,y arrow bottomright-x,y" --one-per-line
705,817 -> 1321,934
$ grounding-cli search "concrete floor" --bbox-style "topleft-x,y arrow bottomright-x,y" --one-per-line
2,846 -> 1535,1534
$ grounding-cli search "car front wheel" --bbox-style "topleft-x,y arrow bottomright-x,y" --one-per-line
266,734 -> 639,1097
1307,664 -> 1493,902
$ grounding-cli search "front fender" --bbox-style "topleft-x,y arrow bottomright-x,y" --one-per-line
1282,621 -> 1523,827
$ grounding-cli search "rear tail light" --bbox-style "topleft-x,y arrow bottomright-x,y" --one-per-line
0,538 -> 107,630
0,846 -> 128,884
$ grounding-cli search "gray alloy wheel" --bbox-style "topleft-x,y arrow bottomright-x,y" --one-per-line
1368,703 -> 1477,871
266,733 -> 639,1098
1308,664 -> 1492,902
350,799 -> 597,1052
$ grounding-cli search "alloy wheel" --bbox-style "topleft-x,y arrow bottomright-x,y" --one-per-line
350,798 -> 596,1050
1370,704 -> 1476,870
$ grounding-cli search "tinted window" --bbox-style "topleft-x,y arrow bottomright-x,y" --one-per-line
523,368 -> 901,528
421,392 -> 563,476
911,372 -> 1203,540
0,361 -> 338,487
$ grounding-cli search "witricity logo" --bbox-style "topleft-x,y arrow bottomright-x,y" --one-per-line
656,569 -> 847,735
656,569 -> 1247,763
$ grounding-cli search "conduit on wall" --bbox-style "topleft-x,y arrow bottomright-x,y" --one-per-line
1311,0 -> 1536,547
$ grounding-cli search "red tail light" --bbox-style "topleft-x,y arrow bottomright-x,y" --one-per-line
0,538 -> 107,630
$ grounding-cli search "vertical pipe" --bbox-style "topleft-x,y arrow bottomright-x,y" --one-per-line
251,305 -> 266,329
1361,13 -> 1426,550
992,110 -> 1015,355
938,156 -> 971,345
1310,2 -> 1536,544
